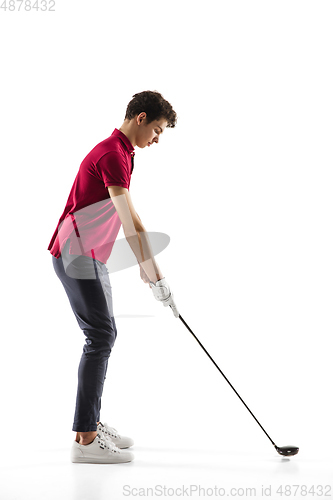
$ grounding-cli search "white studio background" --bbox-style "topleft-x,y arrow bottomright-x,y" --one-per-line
0,0 -> 332,495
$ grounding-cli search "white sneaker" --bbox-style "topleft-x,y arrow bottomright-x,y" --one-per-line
97,422 -> 134,449
70,433 -> 134,464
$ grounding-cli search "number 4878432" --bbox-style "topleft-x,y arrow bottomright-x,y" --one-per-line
0,0 -> 56,11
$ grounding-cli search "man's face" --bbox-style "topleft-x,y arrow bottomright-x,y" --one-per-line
136,113 -> 167,149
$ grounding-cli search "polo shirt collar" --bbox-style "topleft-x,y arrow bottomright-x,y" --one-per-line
112,128 -> 135,157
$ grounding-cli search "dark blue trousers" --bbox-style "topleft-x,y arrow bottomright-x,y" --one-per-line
52,239 -> 117,432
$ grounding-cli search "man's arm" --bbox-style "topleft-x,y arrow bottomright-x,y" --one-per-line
108,186 -> 163,283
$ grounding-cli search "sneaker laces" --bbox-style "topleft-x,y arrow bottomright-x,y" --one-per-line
98,422 -> 121,440
96,433 -> 121,454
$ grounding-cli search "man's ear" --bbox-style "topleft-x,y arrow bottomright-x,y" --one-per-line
137,112 -> 146,125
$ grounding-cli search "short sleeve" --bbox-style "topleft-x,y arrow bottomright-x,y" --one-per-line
96,151 -> 130,189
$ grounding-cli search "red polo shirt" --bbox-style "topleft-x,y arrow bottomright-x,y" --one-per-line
48,128 -> 135,264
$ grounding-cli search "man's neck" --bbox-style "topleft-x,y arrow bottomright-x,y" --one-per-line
119,122 -> 136,147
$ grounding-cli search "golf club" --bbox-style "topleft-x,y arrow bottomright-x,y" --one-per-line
174,309 -> 299,457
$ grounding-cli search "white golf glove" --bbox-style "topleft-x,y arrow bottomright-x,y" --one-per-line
149,278 -> 179,318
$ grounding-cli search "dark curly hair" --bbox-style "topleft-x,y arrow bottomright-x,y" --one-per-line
124,90 -> 177,128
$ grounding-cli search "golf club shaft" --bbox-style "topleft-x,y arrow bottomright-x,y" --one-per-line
177,312 -> 276,448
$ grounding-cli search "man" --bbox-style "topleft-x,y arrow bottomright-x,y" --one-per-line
48,90 -> 179,464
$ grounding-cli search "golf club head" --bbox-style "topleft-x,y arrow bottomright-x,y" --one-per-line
275,445 -> 299,457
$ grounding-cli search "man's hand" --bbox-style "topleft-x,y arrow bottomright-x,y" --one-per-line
149,278 -> 179,318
